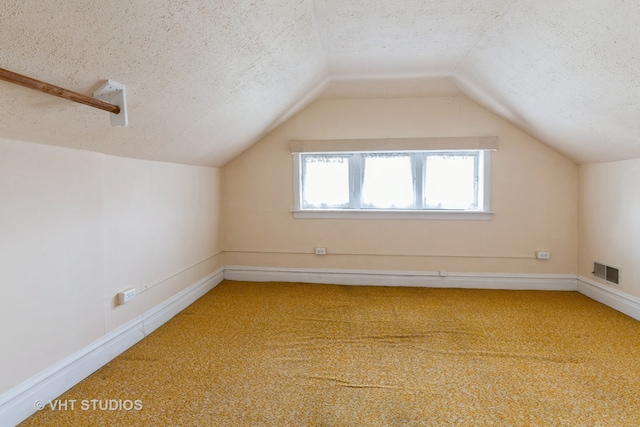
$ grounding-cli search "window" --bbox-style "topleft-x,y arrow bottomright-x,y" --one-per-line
294,149 -> 493,220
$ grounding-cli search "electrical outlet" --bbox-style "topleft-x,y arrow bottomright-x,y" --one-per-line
315,247 -> 327,255
117,288 -> 136,305
536,251 -> 551,260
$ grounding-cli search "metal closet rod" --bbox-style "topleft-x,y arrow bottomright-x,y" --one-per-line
0,67 -> 120,115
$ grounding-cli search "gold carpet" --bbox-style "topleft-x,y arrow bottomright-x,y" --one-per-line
21,280 -> 640,426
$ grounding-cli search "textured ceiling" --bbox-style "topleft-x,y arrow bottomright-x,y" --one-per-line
1,0 -> 639,166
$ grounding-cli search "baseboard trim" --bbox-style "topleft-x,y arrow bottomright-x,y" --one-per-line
577,276 -> 640,321
224,266 -> 578,291
0,268 -> 224,427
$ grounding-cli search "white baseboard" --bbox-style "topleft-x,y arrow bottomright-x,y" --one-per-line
0,268 -> 223,427
577,276 -> 640,321
225,268 -> 640,322
224,266 -> 578,291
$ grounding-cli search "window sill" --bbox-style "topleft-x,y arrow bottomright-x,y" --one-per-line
291,209 -> 495,220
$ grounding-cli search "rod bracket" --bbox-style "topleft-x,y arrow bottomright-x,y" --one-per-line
93,80 -> 128,127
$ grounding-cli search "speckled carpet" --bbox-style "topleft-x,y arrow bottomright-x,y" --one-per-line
21,280 -> 640,426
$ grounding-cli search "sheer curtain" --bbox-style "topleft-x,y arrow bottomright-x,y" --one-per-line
361,153 -> 414,209
302,155 -> 350,208
423,154 -> 476,209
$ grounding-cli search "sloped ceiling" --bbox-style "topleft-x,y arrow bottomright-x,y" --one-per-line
1,0 -> 639,167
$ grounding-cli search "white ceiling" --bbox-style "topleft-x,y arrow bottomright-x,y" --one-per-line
1,0 -> 639,166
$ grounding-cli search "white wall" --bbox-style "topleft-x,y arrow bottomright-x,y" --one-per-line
223,96 -> 578,274
0,137 -> 222,395
579,159 -> 640,298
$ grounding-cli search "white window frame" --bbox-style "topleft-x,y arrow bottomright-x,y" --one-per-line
292,150 -> 494,220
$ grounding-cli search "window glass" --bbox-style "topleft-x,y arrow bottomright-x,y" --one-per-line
423,153 -> 477,209
302,155 -> 350,208
361,154 -> 414,208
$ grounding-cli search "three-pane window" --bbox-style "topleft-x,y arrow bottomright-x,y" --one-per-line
298,150 -> 489,211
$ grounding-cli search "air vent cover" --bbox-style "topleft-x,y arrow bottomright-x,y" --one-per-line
593,262 -> 620,285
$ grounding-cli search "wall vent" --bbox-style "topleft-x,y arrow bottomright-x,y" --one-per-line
593,262 -> 620,285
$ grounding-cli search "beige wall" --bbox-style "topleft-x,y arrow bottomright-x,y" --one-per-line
223,96 -> 578,274
0,137 -> 222,395
579,159 -> 640,298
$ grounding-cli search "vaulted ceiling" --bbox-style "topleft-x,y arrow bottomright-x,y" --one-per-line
1,1 -> 639,167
